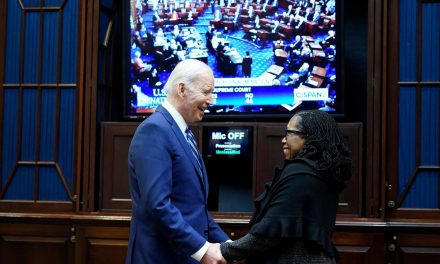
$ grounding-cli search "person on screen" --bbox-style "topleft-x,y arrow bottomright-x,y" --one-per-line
299,0 -> 311,9
285,72 -> 301,87
294,6 -> 301,17
287,49 -> 302,71
295,15 -> 306,31
171,10 -> 179,20
312,7 -> 322,23
300,43 -> 313,63
220,110 -> 353,264
248,5 -> 255,20
162,42 -> 179,71
286,4 -> 293,16
126,59 -> 229,264
321,30 -> 336,48
303,7 -> 314,21
270,20 -> 281,40
272,11 -> 280,21
132,50 -> 153,80
242,51 -> 253,78
325,0 -> 336,16
261,3 -> 268,14
153,10 -> 162,21
132,31 -> 148,55
254,15 -> 261,29
170,38 -> 183,51
243,0 -> 250,9
214,9 -> 222,21
325,44 -> 336,62
148,68 -> 162,87
281,11 -> 289,22
216,40 -> 225,55
206,26 -> 216,53
232,8 -> 241,24
287,13 -> 295,26
172,25 -> 181,37
164,0 -> 168,10
285,35 -> 302,56
297,62 -> 310,82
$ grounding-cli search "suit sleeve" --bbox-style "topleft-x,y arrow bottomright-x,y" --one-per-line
220,234 -> 283,261
207,211 -> 230,242
130,123 -> 206,257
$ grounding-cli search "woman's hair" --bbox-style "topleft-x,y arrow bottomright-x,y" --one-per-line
295,110 -> 353,192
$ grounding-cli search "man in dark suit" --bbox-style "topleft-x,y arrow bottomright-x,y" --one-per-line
242,51 -> 253,77
126,59 -> 229,264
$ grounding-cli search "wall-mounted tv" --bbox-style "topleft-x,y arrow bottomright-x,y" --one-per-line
124,0 -> 342,119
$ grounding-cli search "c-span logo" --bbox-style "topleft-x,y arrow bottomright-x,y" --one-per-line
294,88 -> 329,101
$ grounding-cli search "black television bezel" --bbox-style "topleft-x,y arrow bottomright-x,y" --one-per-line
122,0 -> 346,122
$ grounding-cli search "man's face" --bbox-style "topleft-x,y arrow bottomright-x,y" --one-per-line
181,73 -> 214,123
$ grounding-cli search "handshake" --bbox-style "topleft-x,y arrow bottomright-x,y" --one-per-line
201,242 -> 236,264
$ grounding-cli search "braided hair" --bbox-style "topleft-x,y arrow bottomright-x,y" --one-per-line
294,110 -> 353,192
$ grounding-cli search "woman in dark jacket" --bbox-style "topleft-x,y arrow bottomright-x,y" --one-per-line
221,110 -> 353,263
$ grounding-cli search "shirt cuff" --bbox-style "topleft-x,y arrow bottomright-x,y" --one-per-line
191,241 -> 209,262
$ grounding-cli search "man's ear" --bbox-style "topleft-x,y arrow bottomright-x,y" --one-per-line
177,83 -> 185,97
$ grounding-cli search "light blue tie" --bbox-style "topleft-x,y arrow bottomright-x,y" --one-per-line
185,127 -> 202,169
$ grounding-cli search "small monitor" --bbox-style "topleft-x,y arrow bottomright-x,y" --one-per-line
203,127 -> 252,158
202,126 -> 253,212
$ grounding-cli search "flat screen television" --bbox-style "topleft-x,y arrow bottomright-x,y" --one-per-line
123,0 -> 342,120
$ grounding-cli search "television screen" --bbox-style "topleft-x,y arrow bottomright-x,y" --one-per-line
125,0 -> 340,119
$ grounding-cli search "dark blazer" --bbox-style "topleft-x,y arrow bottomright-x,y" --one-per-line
242,56 -> 253,77
247,159 -> 339,262
126,105 -> 229,264
221,159 -> 339,264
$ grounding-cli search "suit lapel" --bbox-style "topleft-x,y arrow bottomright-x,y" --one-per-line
155,106 -> 208,197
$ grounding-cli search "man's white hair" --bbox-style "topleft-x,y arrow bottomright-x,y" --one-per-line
163,59 -> 213,95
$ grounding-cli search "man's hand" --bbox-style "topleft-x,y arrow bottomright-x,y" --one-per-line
200,242 -> 226,264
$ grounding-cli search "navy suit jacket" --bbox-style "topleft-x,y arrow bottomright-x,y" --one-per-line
126,106 -> 229,264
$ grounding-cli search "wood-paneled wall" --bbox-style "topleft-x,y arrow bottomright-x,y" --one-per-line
2,213 -> 440,263
99,122 -> 363,215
